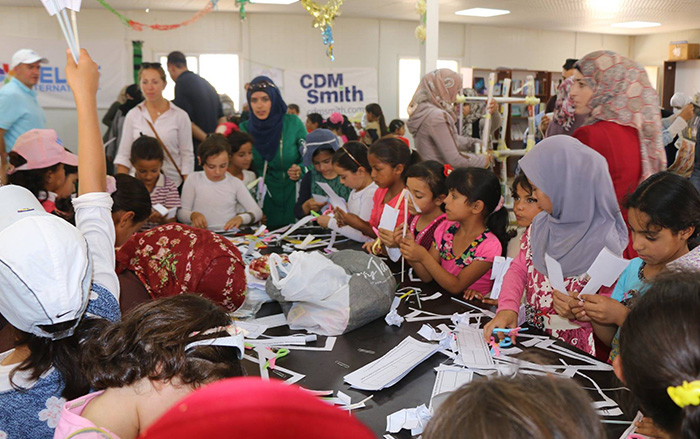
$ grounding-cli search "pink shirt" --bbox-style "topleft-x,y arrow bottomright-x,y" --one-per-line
433,220 -> 501,295
54,391 -> 121,439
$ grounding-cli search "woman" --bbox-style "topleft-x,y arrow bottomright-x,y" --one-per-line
459,87 -> 502,140
240,76 -> 306,229
407,69 -> 491,168
543,77 -> 586,137
104,84 -> 143,174
114,63 -> 194,187
569,50 -> 665,258
364,103 -> 388,144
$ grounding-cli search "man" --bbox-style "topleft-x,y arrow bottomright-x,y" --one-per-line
0,49 -> 48,178
166,51 -> 225,163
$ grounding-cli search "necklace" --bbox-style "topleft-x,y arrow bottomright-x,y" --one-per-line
147,99 -> 167,116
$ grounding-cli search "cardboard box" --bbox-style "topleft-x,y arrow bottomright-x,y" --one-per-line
669,43 -> 700,61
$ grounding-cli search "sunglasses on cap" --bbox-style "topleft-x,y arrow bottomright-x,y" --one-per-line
248,80 -> 277,93
140,62 -> 162,69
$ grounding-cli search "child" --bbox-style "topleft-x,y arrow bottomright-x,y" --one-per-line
178,134 -> 262,231
305,112 -> 323,133
616,270 -> 700,439
0,49 -> 121,439
54,295 -> 244,439
226,130 -> 256,186
364,103 -> 388,144
570,172 -> 700,359
388,160 -> 447,251
388,119 -> 410,147
294,129 -> 351,218
508,173 -> 544,258
129,135 -> 181,231
112,174 -> 152,247
7,129 -> 78,213
54,161 -> 79,223
423,374 -> 605,439
364,137 -> 421,251
325,113 -> 358,145
484,136 -> 629,358
316,141 -> 377,242
398,167 -> 506,298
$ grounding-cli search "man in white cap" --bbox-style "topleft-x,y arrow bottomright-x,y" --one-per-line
0,49 -> 48,180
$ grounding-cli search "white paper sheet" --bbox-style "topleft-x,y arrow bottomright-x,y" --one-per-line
286,336 -> 337,351
579,248 -> 630,296
233,320 -> 268,339
344,336 -> 440,391
242,353 -> 305,384
489,256 -> 513,300
545,253 -> 567,293
619,412 -> 650,439
316,181 -> 348,211
312,194 -> 329,204
455,325 -> 494,368
544,314 -> 582,331
429,366 -> 474,411
246,313 -> 288,329
245,335 -> 312,347
378,205 -> 400,231
152,203 -> 178,220
386,404 -> 432,435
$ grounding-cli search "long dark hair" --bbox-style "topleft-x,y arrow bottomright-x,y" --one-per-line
368,137 -> 421,179
7,151 -> 60,202
366,103 -> 388,136
404,160 -> 448,199
625,172 -> 700,248
112,174 -> 151,223
619,270 -> 700,439
333,141 -> 370,173
325,115 -> 358,141
446,167 -> 508,254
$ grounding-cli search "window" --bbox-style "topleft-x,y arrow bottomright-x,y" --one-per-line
159,54 -> 240,112
397,58 -> 462,119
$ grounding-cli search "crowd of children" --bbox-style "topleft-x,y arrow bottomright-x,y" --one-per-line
1,47 -> 700,439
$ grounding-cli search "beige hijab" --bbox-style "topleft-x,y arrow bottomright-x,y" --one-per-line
408,69 -> 462,121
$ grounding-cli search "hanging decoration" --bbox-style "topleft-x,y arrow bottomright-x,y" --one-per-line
301,0 -> 344,61
95,0 -> 218,31
132,41 -> 143,83
415,0 -> 426,44
236,0 -> 251,20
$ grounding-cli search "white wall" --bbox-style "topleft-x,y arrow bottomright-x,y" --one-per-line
0,5 -> 633,149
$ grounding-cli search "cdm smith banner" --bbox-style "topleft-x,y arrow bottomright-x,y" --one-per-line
284,68 -> 378,118
1,36 -> 127,109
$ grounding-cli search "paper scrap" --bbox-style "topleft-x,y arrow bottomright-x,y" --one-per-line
386,404 -> 432,436
422,292 -> 442,301
545,314 -> 581,331
429,366 -> 474,411
246,313 -> 288,329
489,256 -> 513,300
312,194 -> 329,204
316,181 -> 348,211
545,253 -> 567,293
385,297 -> 404,327
619,412 -> 650,439
243,353 -> 305,384
378,205 -> 400,231
286,336 -> 337,351
233,320 -> 267,339
579,248 -> 630,296
455,324 -> 494,368
417,324 -> 450,342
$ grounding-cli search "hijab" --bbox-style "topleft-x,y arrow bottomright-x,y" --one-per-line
552,76 -> 576,130
138,378 -> 376,439
246,76 -> 288,162
408,69 -> 462,122
576,50 -> 665,179
519,136 -> 628,278
461,87 -> 486,137
119,84 -> 143,114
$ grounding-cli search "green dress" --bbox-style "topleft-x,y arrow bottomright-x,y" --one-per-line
241,114 -> 307,229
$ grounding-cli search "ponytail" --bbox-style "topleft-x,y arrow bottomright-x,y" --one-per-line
487,208 -> 509,257
369,138 -> 422,179
681,407 -> 700,439
366,103 -> 388,137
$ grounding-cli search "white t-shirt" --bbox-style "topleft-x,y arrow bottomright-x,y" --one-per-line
328,182 -> 378,242
178,171 -> 263,229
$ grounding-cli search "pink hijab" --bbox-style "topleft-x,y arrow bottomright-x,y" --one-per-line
576,50 -> 665,179
408,69 -> 462,122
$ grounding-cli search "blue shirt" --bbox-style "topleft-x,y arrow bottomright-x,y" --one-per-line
0,77 -> 46,151
610,257 -> 646,302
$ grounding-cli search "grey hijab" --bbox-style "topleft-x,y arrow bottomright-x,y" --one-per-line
519,135 -> 628,277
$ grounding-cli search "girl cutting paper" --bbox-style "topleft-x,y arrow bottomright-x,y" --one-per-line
484,135 -> 628,358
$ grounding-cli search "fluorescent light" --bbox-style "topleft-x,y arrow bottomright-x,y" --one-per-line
455,8 -> 510,17
611,21 -> 661,28
251,0 -> 299,4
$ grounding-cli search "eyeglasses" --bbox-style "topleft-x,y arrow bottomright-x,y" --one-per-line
140,62 -> 162,69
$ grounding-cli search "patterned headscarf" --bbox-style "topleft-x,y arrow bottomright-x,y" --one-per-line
461,88 -> 486,137
408,69 -> 462,121
116,224 -> 246,312
552,76 -> 576,130
246,76 -> 288,162
576,51 -> 665,179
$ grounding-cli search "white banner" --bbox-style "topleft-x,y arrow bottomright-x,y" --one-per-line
0,36 -> 127,109
283,68 -> 378,118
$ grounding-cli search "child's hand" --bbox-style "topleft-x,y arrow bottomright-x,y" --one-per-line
398,235 -> 428,263
483,310 -> 518,342
317,214 -> 330,228
191,212 -> 208,229
579,294 -> 630,326
378,227 -> 398,248
463,289 -> 483,301
552,289 -> 576,319
302,198 -> 325,215
570,298 -> 591,322
65,49 -> 99,102
635,417 -> 671,439
333,208 -> 347,227
288,164 -> 302,181
149,210 -> 166,224
361,241 -> 374,254
225,216 -> 243,231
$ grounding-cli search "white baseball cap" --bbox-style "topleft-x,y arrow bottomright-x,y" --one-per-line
0,185 -> 91,340
10,49 -> 48,70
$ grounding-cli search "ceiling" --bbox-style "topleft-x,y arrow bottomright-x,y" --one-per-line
7,0 -> 700,35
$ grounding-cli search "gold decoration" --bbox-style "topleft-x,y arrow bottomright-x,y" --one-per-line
415,0 -> 427,16
415,25 -> 426,43
301,0 -> 343,29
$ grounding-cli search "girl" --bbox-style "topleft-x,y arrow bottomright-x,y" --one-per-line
570,172 -> 700,359
364,103 -> 388,144
424,375 -> 605,439
316,141 -> 378,243
325,112 -> 348,145
388,119 -> 410,147
616,271 -> 700,439
364,138 -> 421,250
112,174 -> 152,247
484,136 -> 628,358
8,129 -> 78,213
178,134 -> 262,231
129,135 -> 181,231
0,49 -> 121,439
459,88 -> 502,141
294,129 -> 351,218
55,295 -> 245,439
305,112 -> 323,134
226,130 -> 256,186
114,63 -> 194,188
398,167 -> 506,298
508,173 -> 544,259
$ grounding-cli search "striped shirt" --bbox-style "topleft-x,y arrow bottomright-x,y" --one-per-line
141,173 -> 181,231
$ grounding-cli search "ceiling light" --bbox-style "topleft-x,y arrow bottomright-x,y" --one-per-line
611,21 -> 661,28
455,8 -> 510,17
250,0 -> 299,4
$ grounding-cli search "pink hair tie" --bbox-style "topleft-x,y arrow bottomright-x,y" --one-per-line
329,112 -> 343,124
106,175 -> 117,195
494,195 -> 504,212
